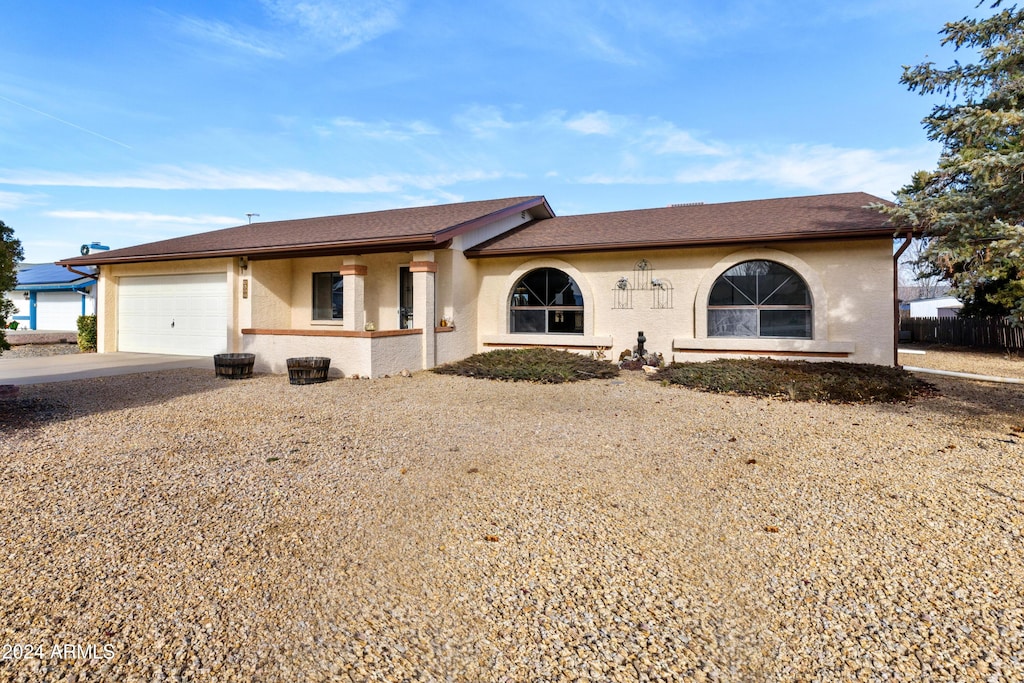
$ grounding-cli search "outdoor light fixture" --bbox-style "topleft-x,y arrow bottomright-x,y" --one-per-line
239,256 -> 249,270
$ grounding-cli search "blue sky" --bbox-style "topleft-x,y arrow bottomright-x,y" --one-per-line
0,0 -> 984,263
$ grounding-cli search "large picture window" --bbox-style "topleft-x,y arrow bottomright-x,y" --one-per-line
708,261 -> 811,338
509,268 -> 584,334
312,272 -> 343,321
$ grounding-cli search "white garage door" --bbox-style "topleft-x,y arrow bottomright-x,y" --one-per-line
36,291 -> 84,331
118,274 -> 228,355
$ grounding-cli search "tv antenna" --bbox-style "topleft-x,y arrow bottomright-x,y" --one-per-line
246,213 -> 260,224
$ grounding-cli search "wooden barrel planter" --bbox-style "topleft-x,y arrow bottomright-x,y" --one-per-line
286,357 -> 331,385
214,353 -> 255,380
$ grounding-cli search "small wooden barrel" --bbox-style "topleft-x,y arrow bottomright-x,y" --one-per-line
286,357 -> 331,385
214,353 -> 255,380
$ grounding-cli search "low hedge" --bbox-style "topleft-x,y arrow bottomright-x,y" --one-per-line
77,315 -> 97,352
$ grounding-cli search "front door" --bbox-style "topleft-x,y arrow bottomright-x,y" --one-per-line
399,266 -> 413,329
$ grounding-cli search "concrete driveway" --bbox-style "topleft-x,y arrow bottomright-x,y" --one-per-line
0,352 -> 211,385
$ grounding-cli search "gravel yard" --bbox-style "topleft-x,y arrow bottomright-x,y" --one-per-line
3,343 -> 81,359
899,344 -> 1024,380
1,354 -> 1023,681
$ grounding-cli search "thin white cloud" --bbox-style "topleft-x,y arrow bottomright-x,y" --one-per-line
565,111 -> 619,136
644,123 -> 729,156
175,1 -> 403,59
574,171 -> 667,186
581,31 -> 640,66
0,165 -> 507,193
331,117 -> 439,140
512,3 -> 647,65
175,16 -> 283,58
260,0 -> 404,53
44,210 -> 240,226
481,106 -> 726,158
396,189 -> 465,206
0,190 -> 43,210
454,105 -> 519,138
674,144 -> 935,197
578,142 -> 938,198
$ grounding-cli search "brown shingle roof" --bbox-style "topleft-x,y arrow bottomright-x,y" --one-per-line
465,192 -> 894,257
57,196 -> 551,265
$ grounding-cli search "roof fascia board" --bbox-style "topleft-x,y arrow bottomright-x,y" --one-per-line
55,198 -> 553,267
249,238 -> 444,260
56,235 -> 440,266
15,281 -> 94,291
464,230 -> 895,258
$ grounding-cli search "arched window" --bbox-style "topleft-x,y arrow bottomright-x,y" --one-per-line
510,268 -> 584,334
708,261 -> 812,338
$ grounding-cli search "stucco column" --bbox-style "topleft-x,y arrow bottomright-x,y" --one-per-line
410,255 -> 437,368
98,272 -> 114,353
340,260 -> 367,331
236,260 -> 252,334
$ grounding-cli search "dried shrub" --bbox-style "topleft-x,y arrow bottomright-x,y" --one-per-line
434,348 -> 620,383
653,358 -> 936,403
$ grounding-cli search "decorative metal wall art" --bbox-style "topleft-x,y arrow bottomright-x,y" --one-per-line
611,260 -> 673,309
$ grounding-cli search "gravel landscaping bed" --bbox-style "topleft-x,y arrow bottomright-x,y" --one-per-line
1,365 -> 1023,681
3,343 -> 81,359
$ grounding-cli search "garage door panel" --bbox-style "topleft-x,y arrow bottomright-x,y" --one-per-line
36,291 -> 83,330
118,274 -> 228,355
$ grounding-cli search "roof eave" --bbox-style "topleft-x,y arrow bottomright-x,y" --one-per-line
56,234 -> 440,266
15,280 -> 95,291
464,229 -> 896,258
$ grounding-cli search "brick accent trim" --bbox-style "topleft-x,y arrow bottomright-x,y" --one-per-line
338,265 -> 368,276
242,327 -> 421,338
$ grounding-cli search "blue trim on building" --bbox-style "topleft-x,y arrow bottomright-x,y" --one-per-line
28,291 -> 37,330
14,282 -> 94,292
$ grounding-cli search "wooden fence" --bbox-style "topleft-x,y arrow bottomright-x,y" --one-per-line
901,316 -> 1024,350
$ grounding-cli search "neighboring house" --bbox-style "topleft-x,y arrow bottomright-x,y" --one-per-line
5,263 -> 97,331
56,192 -> 901,375
907,296 -> 963,319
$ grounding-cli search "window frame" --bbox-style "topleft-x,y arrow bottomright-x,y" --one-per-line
398,265 -> 414,330
509,267 -> 584,335
707,260 -> 812,339
311,271 -> 344,322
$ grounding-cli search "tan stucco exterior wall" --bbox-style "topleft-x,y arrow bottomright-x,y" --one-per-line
250,259 -> 293,330
265,253 -> 422,332
243,252 -> 437,376
93,237 -> 895,371
473,238 -> 895,365
433,249 -> 480,366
